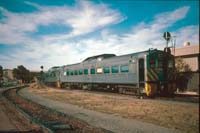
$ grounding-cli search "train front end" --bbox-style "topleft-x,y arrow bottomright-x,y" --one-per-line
145,49 -> 176,97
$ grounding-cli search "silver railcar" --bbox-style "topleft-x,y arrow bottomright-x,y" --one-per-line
44,49 -> 176,97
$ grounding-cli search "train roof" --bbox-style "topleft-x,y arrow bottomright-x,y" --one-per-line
47,66 -> 61,72
51,66 -> 60,69
62,50 -> 150,68
59,48 -> 168,68
83,54 -> 116,62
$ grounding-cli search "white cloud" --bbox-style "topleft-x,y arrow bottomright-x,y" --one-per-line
0,4 -> 198,71
152,6 -> 190,31
0,0 -> 125,45
172,25 -> 199,47
122,6 -> 190,47
67,6 -> 197,58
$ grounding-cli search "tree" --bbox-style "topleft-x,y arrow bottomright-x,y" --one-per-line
13,65 -> 31,83
175,57 -> 192,91
175,57 -> 191,72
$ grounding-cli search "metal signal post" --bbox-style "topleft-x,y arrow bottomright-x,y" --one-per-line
163,32 -> 171,48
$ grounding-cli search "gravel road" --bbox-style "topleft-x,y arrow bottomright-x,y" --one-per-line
19,88 -> 181,133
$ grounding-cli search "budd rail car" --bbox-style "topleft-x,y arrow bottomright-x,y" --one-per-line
44,48 -> 176,97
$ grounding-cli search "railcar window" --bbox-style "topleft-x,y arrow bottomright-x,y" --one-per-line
84,69 -> 88,75
150,60 -> 156,68
63,72 -> 66,76
97,68 -> 103,73
90,68 -> 95,74
66,70 -> 70,76
70,71 -> 74,75
50,73 -> 54,77
79,69 -> 83,75
103,66 -> 110,73
112,66 -> 119,73
121,64 -> 129,72
74,70 -> 78,75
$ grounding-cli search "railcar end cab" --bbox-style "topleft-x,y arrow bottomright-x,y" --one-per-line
145,49 -> 176,97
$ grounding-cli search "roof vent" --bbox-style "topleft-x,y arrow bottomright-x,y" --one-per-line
184,42 -> 190,47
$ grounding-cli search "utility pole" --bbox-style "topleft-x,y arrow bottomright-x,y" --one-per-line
172,36 -> 176,55
40,66 -> 44,83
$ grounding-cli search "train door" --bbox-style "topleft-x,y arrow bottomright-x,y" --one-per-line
139,58 -> 145,87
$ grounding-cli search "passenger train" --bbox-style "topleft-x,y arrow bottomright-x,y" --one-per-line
44,48 -> 176,97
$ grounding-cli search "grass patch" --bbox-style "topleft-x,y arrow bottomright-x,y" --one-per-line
29,86 -> 199,132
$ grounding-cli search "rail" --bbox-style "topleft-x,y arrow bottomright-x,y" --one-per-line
2,85 -> 108,133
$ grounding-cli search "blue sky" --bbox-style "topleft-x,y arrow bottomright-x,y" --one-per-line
0,0 -> 199,71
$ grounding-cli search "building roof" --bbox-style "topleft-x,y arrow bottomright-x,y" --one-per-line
173,45 -> 199,57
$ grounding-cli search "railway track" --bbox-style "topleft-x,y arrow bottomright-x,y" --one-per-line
2,86 -> 107,133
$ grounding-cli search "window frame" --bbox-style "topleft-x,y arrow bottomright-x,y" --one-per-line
149,59 -> 156,68
66,69 -> 70,76
74,70 -> 78,75
79,69 -> 83,75
103,66 -> 110,74
84,69 -> 88,75
90,68 -> 96,74
120,64 -> 129,73
70,70 -> 74,76
111,65 -> 119,73
96,67 -> 103,74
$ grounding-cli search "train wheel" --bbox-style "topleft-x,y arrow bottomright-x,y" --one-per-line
119,88 -> 123,94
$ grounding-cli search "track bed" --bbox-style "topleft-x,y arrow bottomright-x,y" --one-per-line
3,86 -> 106,133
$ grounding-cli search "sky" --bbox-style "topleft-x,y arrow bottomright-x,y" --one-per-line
0,0 -> 199,71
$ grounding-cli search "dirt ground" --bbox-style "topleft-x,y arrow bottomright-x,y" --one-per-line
5,87 -> 105,133
29,83 -> 199,132
0,88 -> 43,132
